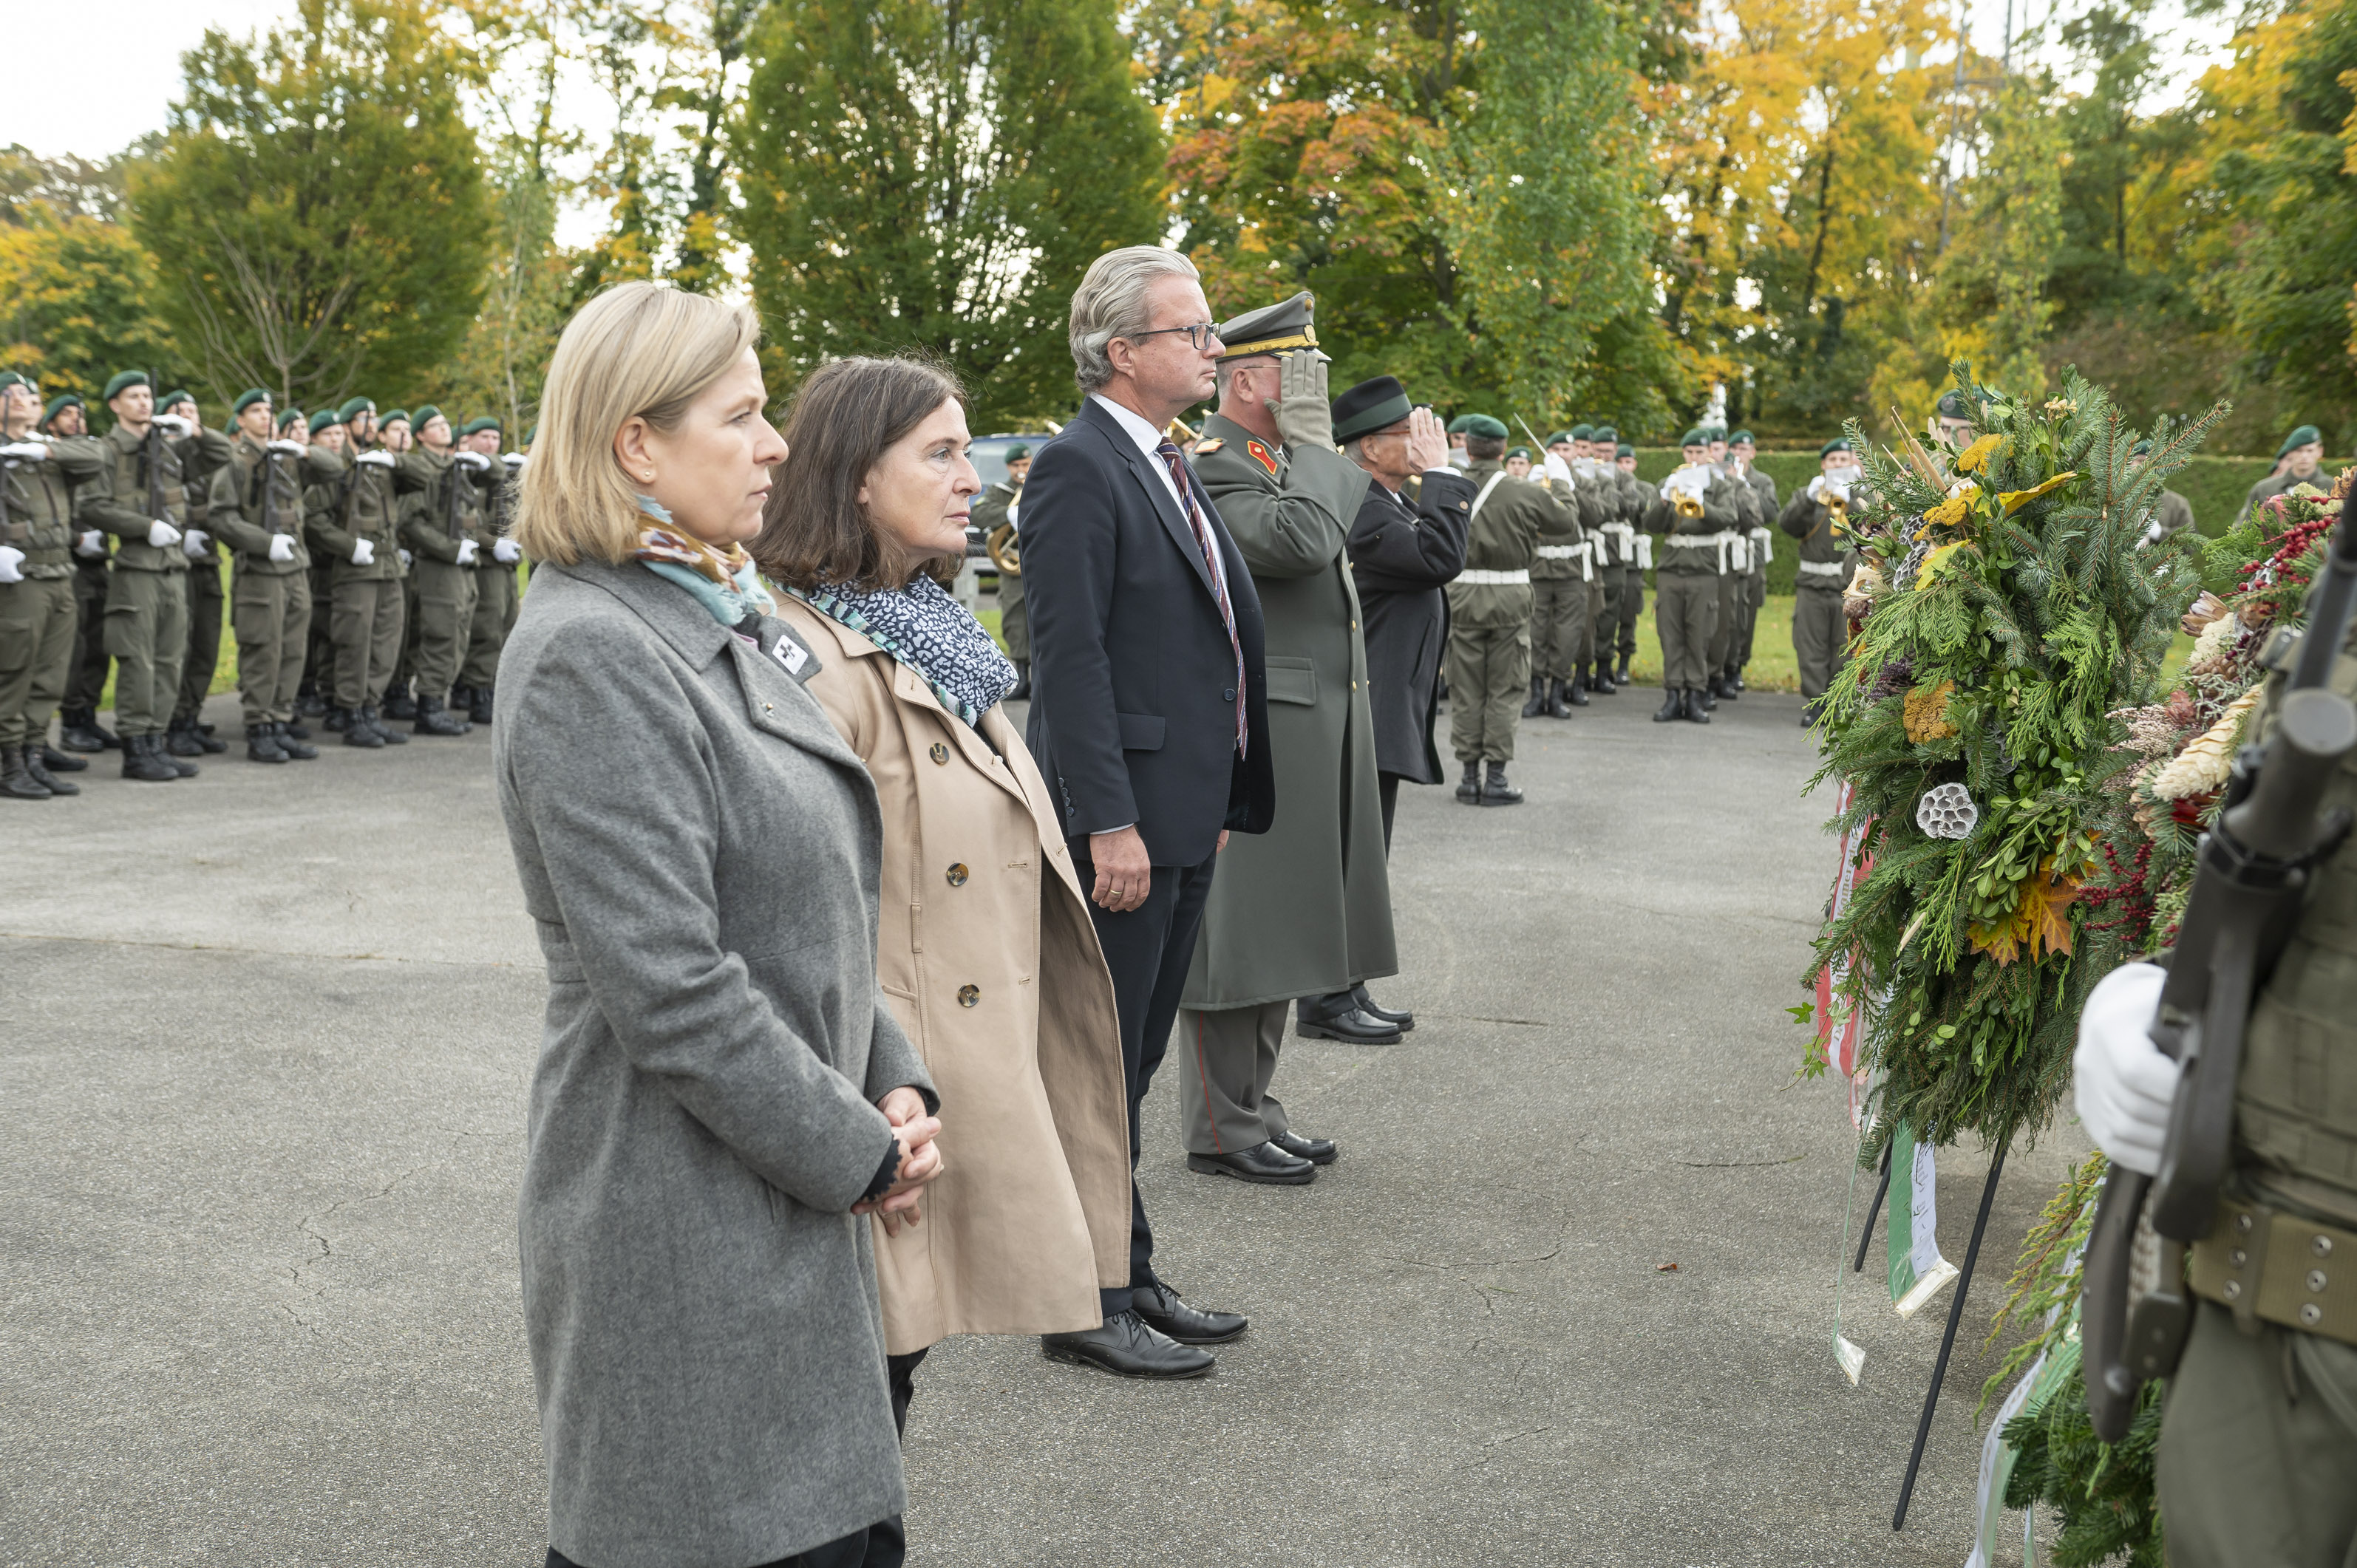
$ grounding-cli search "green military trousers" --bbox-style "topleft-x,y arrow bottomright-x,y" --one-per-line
1527,576 -> 1588,682
176,554 -> 224,725
1446,621 -> 1531,763
391,572 -> 421,701
1579,579 -> 1607,667
103,568 -> 188,739
410,557 -> 477,701
1611,566 -> 1643,661
1735,569 -> 1765,670
2157,1302 -> 2357,1568
1707,568 -> 1741,676
460,561 -> 517,689
1654,572 -> 1718,692
0,576 -> 79,749
331,579 -> 407,710
304,557 -> 335,700
998,570 -> 1030,662
1176,1001 -> 1292,1157
66,558 -> 111,712
1792,582 -> 1848,701
231,567 -> 312,727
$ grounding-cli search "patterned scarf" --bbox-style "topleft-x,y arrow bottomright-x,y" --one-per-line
631,497 -> 775,628
786,573 -> 1016,728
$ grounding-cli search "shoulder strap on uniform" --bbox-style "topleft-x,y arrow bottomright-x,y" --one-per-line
1469,471 -> 1509,519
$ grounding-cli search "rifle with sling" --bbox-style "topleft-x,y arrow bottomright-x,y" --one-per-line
2082,488 -> 2357,1440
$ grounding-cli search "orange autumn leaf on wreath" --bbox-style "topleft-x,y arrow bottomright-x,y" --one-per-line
1969,859 -> 2083,965
1999,473 -> 2076,514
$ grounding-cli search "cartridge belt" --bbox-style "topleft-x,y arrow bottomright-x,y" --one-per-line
2189,1197 -> 2357,1346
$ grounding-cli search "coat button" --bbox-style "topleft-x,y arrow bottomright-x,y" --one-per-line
957,984 -> 980,1007
945,863 -> 968,886
928,742 -> 949,764
1224,688 -> 1236,701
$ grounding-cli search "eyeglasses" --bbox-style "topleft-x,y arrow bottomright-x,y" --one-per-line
1126,323 -> 1222,351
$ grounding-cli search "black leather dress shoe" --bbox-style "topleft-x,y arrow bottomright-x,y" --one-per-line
1269,1128 -> 1338,1165
1187,1141 -> 1316,1184
1042,1310 -> 1214,1378
1350,983 -> 1413,1032
1296,1006 -> 1401,1044
1132,1280 -> 1248,1344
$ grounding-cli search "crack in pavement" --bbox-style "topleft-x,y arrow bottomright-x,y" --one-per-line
0,930 -> 522,968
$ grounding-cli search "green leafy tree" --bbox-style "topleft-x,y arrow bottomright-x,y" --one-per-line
128,0 -> 493,411
735,0 -> 1162,427
0,211 -> 184,401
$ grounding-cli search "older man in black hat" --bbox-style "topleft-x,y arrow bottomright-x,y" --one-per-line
1179,290 -> 1401,1193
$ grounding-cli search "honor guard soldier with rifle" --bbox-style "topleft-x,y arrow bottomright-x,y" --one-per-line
78,370 -> 231,780
1590,424 -> 1646,687
48,392 -> 120,755
303,400 -> 409,749
455,416 -> 520,727
374,410 -> 424,720
0,372 -> 103,798
1523,429 -> 1593,719
1725,430 -> 1777,698
207,389 -> 318,763
157,390 -> 228,760
1780,437 -> 1862,724
1448,414 -> 1561,803
395,406 -> 491,735
2074,495 -> 2357,1568
1555,425 -> 1624,701
1645,427 -> 1743,725
973,443 -> 1031,696
1698,425 -> 1758,709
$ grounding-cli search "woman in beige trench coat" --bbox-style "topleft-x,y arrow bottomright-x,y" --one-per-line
754,355 -> 1132,1433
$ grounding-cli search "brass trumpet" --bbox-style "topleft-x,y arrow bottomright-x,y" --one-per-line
985,522 -> 1020,576
1673,489 -> 1706,519
1826,492 -> 1849,532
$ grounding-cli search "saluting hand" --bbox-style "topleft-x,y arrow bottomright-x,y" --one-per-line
1402,406 -> 1447,473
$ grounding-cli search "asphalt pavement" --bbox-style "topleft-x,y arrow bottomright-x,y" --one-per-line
1,684 -> 2088,1567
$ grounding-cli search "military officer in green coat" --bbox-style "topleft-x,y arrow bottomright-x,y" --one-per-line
78,371 -> 231,780
455,415 -> 520,726
2239,423 -> 2335,527
208,389 -> 319,763
1177,293 -> 1399,1187
1645,428 -> 1743,724
1523,429 -> 1592,719
1448,415 -> 1560,802
1780,437 -> 1861,724
156,391 -> 228,759
973,443 -> 1031,695
305,406 -> 409,748
0,372 -> 103,797
395,406 -> 490,735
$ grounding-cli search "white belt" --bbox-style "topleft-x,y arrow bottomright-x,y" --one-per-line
1597,522 -> 1635,566
1455,568 -> 1531,586
1708,529 -> 1744,573
1747,527 -> 1773,573
1798,559 -> 1848,579
1534,544 -> 1580,559
1635,534 -> 1653,570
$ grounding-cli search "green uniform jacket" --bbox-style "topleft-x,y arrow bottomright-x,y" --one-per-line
303,448 -> 404,583
79,423 -> 233,573
395,449 -> 494,564
3,437 -> 105,577
1779,484 -> 1857,588
1449,457 -> 1557,629
1584,462 -> 1645,569
970,479 -> 1016,539
1643,466 -> 1744,575
473,460 -> 517,562
2237,468 -> 2333,527
2150,488 -> 2197,542
208,432 -> 313,574
1528,471 -> 1591,582
1738,465 -> 1778,577
1180,410 -> 1396,1010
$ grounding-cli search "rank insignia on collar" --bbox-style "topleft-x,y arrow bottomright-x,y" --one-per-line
1245,438 -> 1277,475
1193,438 -> 1223,454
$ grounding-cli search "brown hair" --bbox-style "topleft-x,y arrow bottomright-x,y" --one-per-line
752,355 -> 967,591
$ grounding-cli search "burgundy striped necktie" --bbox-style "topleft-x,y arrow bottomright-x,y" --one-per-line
1157,440 -> 1247,759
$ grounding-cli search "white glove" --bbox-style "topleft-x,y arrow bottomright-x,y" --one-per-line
180,528 -> 211,558
503,453 -> 526,472
1807,474 -> 1826,500
398,548 -> 413,568
267,534 -> 296,564
2073,962 -> 2177,1176
75,529 -> 106,559
1,440 -> 49,463
0,545 -> 23,584
1826,471 -> 1854,500
154,414 -> 192,437
146,518 -> 183,548
455,539 -> 480,566
356,451 -> 395,470
493,538 -> 521,564
455,451 -> 492,473
1542,453 -> 1575,487
351,538 -> 375,567
268,440 -> 305,457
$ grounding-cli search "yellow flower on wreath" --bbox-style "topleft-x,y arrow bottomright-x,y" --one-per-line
1924,483 -> 1979,528
1952,434 -> 2004,475
1999,472 -> 2077,514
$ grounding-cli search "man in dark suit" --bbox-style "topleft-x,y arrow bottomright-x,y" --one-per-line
1336,378 -> 1472,848
1021,246 -> 1275,1380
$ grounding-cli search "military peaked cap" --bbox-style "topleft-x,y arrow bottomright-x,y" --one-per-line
1461,414 -> 1509,440
2279,423 -> 2324,459
234,388 -> 272,414
1820,437 -> 1854,459
1330,375 -> 1413,443
339,396 -> 376,422
103,370 -> 149,402
309,409 -> 344,434
463,415 -> 502,437
1217,290 -> 1318,361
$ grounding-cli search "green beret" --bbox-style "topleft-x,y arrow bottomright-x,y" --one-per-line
1680,426 -> 1710,448
1446,415 -> 1476,434
103,370 -> 149,402
1616,443 -> 1635,460
1820,437 -> 1854,459
1506,446 -> 1531,461
1591,424 -> 1618,443
338,396 -> 375,422
308,409 -> 344,435
2130,438 -> 2154,459
379,409 -> 411,427
461,415 -> 502,437
1729,429 -> 1755,445
1702,425 -> 1727,441
276,409 -> 306,434
0,371 -> 29,394
2278,423 -> 2323,459
42,393 -> 83,426
412,405 -> 443,428
1935,389 -> 1974,420
1462,414 -> 1509,440
157,389 -> 194,412
233,388 -> 272,415
1566,425 -> 1593,442
1004,443 -> 1031,463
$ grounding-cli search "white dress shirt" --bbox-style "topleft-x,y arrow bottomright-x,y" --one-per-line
1089,392 -> 1231,607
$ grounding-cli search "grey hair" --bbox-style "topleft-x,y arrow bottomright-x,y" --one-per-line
1069,247 -> 1200,393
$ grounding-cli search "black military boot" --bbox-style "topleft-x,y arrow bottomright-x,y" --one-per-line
296,678 -> 327,719
360,704 -> 407,745
1682,688 -> 1712,724
1,746 -> 51,799
59,706 -> 113,752
1480,761 -> 1523,806
163,715 -> 205,757
38,743 -> 86,772
469,684 -> 494,726
1698,677 -> 1719,712
247,723 -> 289,763
384,682 -> 418,721
273,720 -> 318,760
1653,686 -> 1682,723
323,704 -> 351,733
1717,667 -> 1741,701
1557,675 -> 1585,712
1455,760 -> 1482,804
338,708 -> 385,748
186,715 -> 226,752
1614,652 -> 1632,685
22,746 -> 78,795
414,695 -> 472,737
123,733 -> 180,782
1520,676 -> 1545,718
1731,667 -> 1747,692
1591,661 -> 1616,695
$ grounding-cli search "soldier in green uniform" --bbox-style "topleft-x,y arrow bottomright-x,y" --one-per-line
1448,415 -> 1559,802
47,394 -> 120,754
1726,430 -> 1777,696
2126,437 -> 2198,544
454,415 -> 520,726
78,371 -> 231,780
1645,428 -> 1743,725
395,406 -> 489,735
156,392 -> 228,759
207,390 -> 318,762
1593,426 -> 1645,685
1698,426 -> 1755,707
1780,437 -> 1860,725
1,372 -> 103,797
374,411 -> 421,718
1930,388 -> 1977,451
2238,423 -> 2334,526
1522,429 -> 1591,719
1180,293 -> 1397,1184
971,442 -> 1030,695
1560,426 -> 1621,699
305,409 -> 409,749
